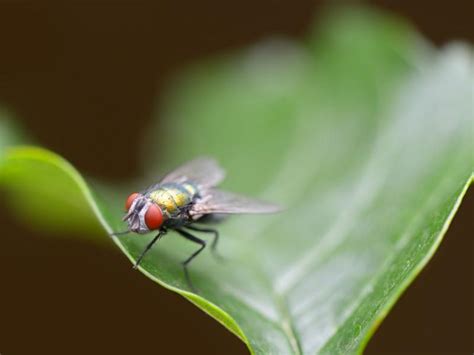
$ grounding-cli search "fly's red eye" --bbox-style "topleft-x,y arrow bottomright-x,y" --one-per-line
125,192 -> 140,210
145,204 -> 163,230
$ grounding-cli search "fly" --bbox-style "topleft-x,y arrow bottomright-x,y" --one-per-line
112,157 -> 281,292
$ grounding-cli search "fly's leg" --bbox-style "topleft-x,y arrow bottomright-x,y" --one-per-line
185,225 -> 223,261
176,229 -> 206,292
133,229 -> 166,269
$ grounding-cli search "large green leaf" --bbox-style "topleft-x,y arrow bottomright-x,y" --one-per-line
1,8 -> 472,354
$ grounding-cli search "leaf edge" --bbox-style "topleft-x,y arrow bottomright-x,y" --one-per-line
356,174 -> 473,354
1,145 -> 253,353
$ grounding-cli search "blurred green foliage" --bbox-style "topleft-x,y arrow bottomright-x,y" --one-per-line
0,7 -> 472,355
0,109 -> 24,161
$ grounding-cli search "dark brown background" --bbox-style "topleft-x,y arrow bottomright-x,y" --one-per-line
0,1 -> 472,354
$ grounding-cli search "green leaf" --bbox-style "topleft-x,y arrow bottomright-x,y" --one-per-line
1,8 -> 472,354
0,147 -> 103,239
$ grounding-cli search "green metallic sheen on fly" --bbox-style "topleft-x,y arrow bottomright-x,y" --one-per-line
149,182 -> 198,217
112,157 -> 281,292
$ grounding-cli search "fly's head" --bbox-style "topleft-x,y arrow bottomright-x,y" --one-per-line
123,193 -> 164,234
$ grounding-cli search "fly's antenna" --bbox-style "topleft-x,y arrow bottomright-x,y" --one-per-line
109,230 -> 131,237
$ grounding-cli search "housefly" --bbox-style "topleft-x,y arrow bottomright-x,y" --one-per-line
112,157 -> 281,291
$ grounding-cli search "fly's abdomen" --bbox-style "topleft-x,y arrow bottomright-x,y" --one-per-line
149,182 -> 198,217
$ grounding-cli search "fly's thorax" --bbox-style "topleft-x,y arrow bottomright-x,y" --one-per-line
148,182 -> 198,217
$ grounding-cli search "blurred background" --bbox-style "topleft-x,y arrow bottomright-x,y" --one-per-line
0,0 -> 472,354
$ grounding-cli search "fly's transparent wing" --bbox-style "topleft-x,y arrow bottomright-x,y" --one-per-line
160,157 -> 225,188
190,189 -> 282,215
